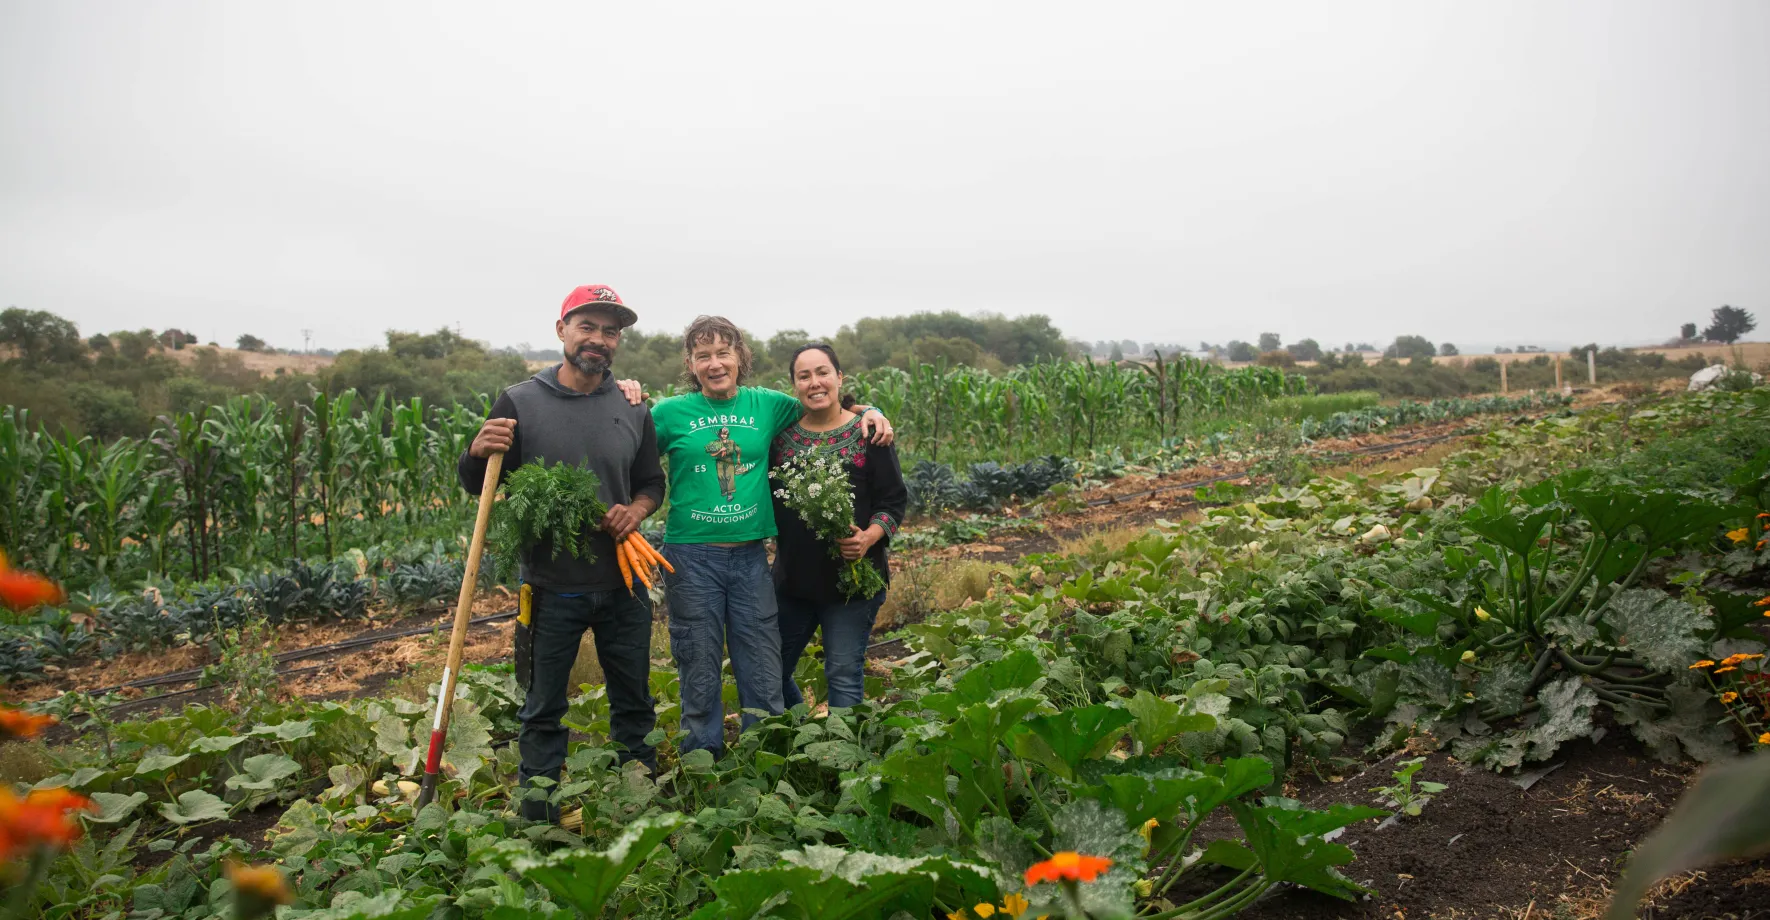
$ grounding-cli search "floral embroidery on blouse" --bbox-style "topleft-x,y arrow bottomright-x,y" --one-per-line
771,415 -> 869,467
772,415 -> 891,535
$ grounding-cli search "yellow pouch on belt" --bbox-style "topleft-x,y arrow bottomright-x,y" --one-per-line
514,584 -> 534,691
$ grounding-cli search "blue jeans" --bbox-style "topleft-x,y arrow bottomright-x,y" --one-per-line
661,542 -> 785,757
518,587 -> 656,821
779,592 -> 884,709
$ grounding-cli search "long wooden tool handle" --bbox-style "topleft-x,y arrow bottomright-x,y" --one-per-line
416,450 -> 503,809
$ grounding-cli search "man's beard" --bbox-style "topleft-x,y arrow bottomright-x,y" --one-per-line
565,346 -> 611,376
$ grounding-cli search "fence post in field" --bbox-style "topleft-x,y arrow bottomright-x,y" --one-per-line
1588,349 -> 1596,385
1500,360 -> 1508,395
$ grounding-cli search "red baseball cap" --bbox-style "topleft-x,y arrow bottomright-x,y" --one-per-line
559,284 -> 638,328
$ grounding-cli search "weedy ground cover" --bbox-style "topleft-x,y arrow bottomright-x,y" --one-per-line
3,386 -> 1763,920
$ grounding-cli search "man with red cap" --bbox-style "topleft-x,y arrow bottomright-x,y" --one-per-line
459,284 -> 663,822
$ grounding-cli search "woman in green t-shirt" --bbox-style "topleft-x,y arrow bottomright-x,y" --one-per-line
651,316 -> 892,757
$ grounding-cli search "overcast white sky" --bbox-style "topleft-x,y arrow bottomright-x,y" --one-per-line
2,2 -> 1766,354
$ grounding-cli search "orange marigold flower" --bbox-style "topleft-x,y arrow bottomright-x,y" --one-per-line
1754,596 -> 1770,607
1760,732 -> 1770,745
1689,660 -> 1716,669
1714,666 -> 1738,674
1720,691 -> 1739,704
226,861 -> 294,906
0,705 -> 57,740
0,551 -> 63,612
1025,851 -> 1113,886
0,787 -> 95,861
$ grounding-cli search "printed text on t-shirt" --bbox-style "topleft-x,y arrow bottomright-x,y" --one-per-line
687,415 -> 758,432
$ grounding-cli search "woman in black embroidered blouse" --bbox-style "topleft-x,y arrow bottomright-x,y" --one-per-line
769,343 -> 908,709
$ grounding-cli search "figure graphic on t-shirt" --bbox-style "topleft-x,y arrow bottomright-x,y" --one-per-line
705,426 -> 743,501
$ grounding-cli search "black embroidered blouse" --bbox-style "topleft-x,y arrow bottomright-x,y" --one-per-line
768,415 -> 909,603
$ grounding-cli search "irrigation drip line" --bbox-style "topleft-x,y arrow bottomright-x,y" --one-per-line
101,663 -> 331,714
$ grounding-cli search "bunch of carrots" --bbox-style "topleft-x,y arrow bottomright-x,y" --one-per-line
615,533 -> 672,594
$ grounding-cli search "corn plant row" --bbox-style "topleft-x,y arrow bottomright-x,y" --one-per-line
843,356 -> 1308,466
0,393 -> 486,591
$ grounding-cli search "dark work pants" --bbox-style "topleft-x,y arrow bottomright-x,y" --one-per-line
518,586 -> 657,821
778,591 -> 885,709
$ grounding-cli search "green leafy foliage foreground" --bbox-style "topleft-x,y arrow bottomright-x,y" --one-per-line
13,387 -> 1770,920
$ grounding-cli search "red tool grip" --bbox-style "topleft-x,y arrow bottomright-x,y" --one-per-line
423,730 -> 445,774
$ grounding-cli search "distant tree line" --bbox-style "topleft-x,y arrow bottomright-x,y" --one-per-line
7,300 -> 1752,439
0,307 -> 1072,438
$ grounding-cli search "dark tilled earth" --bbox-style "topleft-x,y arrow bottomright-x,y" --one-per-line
1167,732 -> 1769,919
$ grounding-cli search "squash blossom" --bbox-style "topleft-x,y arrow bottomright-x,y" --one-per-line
0,705 -> 57,740
0,550 -> 63,612
947,894 -> 1045,920
1726,527 -> 1750,545
226,861 -> 293,920
1025,852 -> 1113,885
0,787 -> 95,861
1460,650 -> 1476,664
1760,733 -> 1770,745
1474,607 -> 1491,621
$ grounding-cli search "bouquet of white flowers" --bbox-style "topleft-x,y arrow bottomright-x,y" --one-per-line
773,449 -> 887,600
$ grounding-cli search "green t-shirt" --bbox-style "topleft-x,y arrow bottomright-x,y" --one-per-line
652,386 -> 804,544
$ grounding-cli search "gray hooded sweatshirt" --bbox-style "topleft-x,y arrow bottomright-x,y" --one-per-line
457,365 -> 665,592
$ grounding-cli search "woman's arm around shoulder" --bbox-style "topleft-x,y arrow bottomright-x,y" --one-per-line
865,441 -> 909,545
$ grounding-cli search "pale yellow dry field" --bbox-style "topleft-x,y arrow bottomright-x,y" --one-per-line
1429,343 -> 1762,367
165,344 -> 335,375
1209,341 -> 1763,370
1626,341 -> 1770,366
